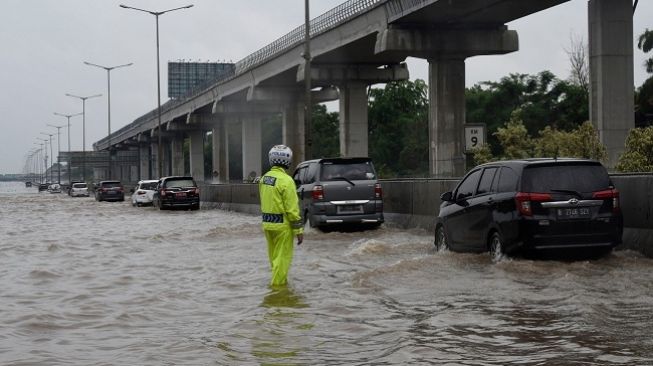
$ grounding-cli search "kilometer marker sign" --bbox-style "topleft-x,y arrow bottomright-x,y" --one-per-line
464,124 -> 486,152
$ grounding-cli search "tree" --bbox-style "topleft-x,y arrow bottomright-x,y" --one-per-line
368,80 -> 429,177
615,126 -> 653,172
466,71 -> 589,155
565,34 -> 589,93
637,29 -> 653,73
472,118 -> 606,166
310,104 -> 339,159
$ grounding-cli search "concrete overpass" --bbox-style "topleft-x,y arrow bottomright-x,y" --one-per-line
93,0 -> 634,182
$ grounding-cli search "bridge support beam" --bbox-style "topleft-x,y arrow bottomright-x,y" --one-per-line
150,141 -> 159,179
283,103 -> 306,165
339,81 -> 369,157
428,57 -> 466,177
138,144 -> 149,180
242,116 -> 262,181
588,0 -> 634,168
171,136 -> 185,176
212,122 -> 227,183
189,130 -> 205,182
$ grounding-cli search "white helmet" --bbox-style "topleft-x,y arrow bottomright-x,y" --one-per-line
268,145 -> 293,168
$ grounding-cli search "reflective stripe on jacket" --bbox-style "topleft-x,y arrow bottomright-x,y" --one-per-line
259,166 -> 304,235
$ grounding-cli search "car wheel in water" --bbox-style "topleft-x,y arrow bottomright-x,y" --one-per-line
435,225 -> 448,252
308,214 -> 317,228
489,232 -> 505,262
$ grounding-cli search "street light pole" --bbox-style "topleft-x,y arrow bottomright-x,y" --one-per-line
120,3 -> 193,178
65,94 -> 102,182
84,61 -> 133,180
40,132 -> 55,183
37,138 -> 49,183
47,124 -> 66,184
54,112 -> 83,184
303,0 -> 313,160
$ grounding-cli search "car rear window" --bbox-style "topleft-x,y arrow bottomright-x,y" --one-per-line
521,164 -> 610,193
72,183 -> 87,188
164,179 -> 196,188
320,162 -> 376,181
140,182 -> 158,190
101,182 -> 122,188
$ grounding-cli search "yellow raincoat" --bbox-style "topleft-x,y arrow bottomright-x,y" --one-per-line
259,166 -> 303,286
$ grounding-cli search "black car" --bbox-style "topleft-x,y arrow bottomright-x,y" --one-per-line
95,180 -> 125,202
435,158 -> 623,258
152,176 -> 200,210
293,157 -> 383,229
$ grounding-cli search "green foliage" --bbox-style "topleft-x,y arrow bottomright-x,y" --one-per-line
494,111 -> 533,159
368,80 -> 429,177
310,104 -> 339,158
475,117 -> 606,164
638,29 -> 653,73
616,126 -> 653,172
466,71 -> 589,155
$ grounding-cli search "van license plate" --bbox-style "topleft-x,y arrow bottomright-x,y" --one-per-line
557,208 -> 590,219
337,204 -> 363,214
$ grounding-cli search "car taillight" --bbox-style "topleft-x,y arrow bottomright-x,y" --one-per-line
312,185 -> 324,201
160,189 -> 166,197
515,192 -> 552,216
137,191 -> 145,195
593,189 -> 620,213
374,183 -> 382,199
193,188 -> 200,195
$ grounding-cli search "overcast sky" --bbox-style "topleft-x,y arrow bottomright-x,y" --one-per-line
1,0 -> 651,174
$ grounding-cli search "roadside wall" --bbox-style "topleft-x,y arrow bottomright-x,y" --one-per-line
199,174 -> 653,257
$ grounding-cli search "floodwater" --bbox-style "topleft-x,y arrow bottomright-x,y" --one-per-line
1,181 -> 652,365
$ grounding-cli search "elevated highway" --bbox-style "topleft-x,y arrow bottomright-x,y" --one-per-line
93,0 -> 634,183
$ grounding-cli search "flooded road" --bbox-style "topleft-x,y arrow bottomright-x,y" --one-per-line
1,181 -> 652,365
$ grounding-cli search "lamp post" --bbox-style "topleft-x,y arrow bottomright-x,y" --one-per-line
47,124 -> 65,184
84,61 -> 133,180
37,138 -> 49,183
33,144 -> 43,183
303,0 -> 312,160
65,94 -> 102,182
40,133 -> 55,183
119,3 -> 193,177
54,112 -> 83,184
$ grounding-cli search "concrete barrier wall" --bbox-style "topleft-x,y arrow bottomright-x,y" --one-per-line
199,174 -> 653,257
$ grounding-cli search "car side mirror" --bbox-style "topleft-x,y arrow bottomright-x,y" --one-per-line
440,191 -> 453,202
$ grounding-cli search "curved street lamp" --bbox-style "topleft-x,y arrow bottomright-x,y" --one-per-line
47,123 -> 66,183
120,3 -> 194,178
65,94 -> 102,182
54,111 -> 83,184
84,61 -> 133,180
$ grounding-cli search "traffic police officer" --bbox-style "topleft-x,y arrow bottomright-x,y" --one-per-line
259,145 -> 304,286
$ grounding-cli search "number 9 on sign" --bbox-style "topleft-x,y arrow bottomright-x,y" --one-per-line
464,124 -> 486,152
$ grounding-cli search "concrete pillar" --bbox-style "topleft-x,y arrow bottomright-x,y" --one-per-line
428,57 -> 466,178
242,116 -> 262,181
150,142 -> 159,179
138,145 -> 149,180
283,103 -> 306,166
171,137 -> 185,176
339,81 -> 368,157
188,130 -> 205,182
211,122 -> 227,183
589,0 -> 634,168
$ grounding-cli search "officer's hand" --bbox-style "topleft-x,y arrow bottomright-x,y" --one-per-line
297,233 -> 304,246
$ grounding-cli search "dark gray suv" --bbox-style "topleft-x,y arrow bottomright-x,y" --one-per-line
293,157 -> 384,229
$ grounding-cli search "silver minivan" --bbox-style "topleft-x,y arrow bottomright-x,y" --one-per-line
292,157 -> 384,229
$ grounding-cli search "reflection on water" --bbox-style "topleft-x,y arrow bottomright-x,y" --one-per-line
1,181 -> 653,365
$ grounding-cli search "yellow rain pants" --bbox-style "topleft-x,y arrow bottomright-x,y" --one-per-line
264,229 -> 294,286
